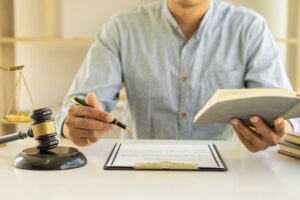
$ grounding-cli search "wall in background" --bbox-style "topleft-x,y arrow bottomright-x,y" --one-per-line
1,0 -> 299,136
0,0 -> 16,133
226,0 -> 298,89
62,0 -> 155,37
13,0 -> 155,112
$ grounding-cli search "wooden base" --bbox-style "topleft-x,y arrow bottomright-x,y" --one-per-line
13,146 -> 87,170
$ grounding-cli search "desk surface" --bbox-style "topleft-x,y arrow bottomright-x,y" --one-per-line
0,138 -> 299,200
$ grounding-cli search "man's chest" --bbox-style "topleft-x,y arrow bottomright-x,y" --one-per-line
121,29 -> 246,88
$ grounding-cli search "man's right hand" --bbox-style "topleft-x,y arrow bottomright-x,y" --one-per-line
63,92 -> 114,146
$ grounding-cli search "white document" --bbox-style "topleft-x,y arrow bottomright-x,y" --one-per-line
106,143 -> 225,169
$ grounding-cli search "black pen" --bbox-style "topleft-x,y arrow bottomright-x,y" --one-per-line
71,96 -> 133,133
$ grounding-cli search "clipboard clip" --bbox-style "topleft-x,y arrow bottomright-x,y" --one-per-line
134,161 -> 199,170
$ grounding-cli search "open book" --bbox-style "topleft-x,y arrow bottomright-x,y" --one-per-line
193,88 -> 300,127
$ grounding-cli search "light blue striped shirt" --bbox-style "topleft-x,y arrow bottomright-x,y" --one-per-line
56,0 -> 300,139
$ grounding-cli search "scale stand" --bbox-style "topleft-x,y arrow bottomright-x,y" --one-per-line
14,146 -> 87,170
0,65 -> 33,123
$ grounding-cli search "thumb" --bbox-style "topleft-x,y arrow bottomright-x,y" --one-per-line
273,117 -> 285,135
86,92 -> 102,110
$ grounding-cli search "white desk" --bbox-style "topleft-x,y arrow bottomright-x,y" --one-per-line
0,138 -> 299,200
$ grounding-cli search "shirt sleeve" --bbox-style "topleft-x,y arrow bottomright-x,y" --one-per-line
55,18 -> 123,135
244,17 -> 300,134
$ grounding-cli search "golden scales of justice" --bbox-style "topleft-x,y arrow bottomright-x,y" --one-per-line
0,65 -> 35,123
0,66 -> 87,170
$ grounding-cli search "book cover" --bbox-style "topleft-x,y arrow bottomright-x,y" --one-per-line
193,88 -> 300,127
279,141 -> 300,158
285,134 -> 300,145
278,150 -> 300,159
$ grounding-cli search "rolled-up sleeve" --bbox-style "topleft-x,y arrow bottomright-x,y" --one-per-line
244,17 -> 300,134
289,119 -> 300,134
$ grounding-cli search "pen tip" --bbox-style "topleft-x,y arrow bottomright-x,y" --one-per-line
126,127 -> 133,133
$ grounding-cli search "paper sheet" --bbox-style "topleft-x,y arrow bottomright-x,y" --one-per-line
106,143 -> 223,168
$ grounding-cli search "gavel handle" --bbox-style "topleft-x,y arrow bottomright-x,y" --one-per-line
0,130 -> 33,144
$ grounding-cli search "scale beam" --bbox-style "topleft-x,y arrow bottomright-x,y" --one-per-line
0,65 -> 24,71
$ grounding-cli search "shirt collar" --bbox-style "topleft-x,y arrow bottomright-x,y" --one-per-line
162,0 -> 217,39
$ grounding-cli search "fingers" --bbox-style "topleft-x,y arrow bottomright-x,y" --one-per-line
64,100 -> 115,146
68,128 -> 107,140
232,126 -> 256,152
249,116 -> 273,139
72,137 -> 98,146
68,105 -> 113,122
64,115 -> 113,141
231,118 -> 266,152
231,116 -> 287,153
65,125 -> 109,146
231,119 -> 262,145
273,117 -> 285,136
250,116 -> 284,145
68,116 -> 113,131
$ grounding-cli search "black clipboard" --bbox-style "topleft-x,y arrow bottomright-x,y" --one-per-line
104,143 -> 227,171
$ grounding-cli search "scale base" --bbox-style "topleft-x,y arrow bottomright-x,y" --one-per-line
13,146 -> 87,170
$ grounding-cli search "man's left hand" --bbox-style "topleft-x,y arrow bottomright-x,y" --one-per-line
231,116 -> 293,153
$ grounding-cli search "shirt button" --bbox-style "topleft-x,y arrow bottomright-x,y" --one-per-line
180,112 -> 188,118
180,75 -> 188,81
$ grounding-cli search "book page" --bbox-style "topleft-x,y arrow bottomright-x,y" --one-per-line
216,88 -> 295,101
106,143 -> 223,168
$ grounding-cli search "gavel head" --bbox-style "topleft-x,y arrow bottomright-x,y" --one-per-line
29,108 -> 59,151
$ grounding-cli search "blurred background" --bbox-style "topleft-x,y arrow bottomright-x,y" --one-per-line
0,0 -> 299,137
